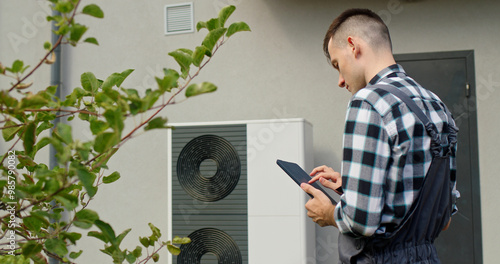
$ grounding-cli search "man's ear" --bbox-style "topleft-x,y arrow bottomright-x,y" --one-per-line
347,36 -> 361,58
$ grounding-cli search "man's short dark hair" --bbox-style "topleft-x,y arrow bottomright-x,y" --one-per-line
323,9 -> 392,62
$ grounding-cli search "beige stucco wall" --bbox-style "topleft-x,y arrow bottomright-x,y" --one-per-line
1,0 -> 499,263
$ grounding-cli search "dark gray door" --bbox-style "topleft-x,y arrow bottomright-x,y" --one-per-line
395,50 -> 482,264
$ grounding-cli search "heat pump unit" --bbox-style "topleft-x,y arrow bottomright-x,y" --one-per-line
166,119 -> 315,264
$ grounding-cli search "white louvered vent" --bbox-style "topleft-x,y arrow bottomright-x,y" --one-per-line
164,2 -> 194,35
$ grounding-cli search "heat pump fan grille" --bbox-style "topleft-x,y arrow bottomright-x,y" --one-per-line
176,134 -> 241,202
177,228 -> 242,264
171,124 -> 248,264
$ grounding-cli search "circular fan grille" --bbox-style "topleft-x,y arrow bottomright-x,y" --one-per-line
177,228 -> 242,264
176,135 -> 241,202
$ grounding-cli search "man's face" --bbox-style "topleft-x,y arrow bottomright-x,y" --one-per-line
327,37 -> 366,95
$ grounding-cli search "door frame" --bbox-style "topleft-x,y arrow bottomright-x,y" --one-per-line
395,50 -> 482,264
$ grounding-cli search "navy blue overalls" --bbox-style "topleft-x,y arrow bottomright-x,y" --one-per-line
338,84 -> 458,264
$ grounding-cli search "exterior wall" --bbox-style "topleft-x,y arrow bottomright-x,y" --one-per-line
1,0 -> 499,263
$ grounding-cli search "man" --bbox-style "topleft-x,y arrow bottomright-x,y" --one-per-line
300,8 -> 459,263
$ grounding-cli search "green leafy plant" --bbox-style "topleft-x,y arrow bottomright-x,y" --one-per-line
0,1 -> 250,263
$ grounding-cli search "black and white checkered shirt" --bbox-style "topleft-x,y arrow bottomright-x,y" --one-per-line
334,64 -> 459,237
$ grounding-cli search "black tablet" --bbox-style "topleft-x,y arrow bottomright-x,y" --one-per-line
276,159 -> 337,204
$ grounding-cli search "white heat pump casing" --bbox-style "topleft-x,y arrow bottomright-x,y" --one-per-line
166,118 -> 315,264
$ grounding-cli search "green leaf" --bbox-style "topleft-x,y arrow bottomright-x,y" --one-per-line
116,228 -> 131,247
94,132 -> 119,153
22,241 -> 43,258
55,23 -> 70,36
2,120 -> 21,141
148,223 -> 161,238
94,220 -> 117,246
81,72 -> 99,93
0,90 -> 18,107
122,88 -> 140,98
155,69 -> 179,92
192,46 -> 210,67
17,155 -> 37,169
139,237 -> 150,248
84,37 -> 99,45
36,121 -> 53,136
141,89 -> 161,111
95,91 -> 113,104
178,48 -> 193,56
88,231 -> 108,243
218,5 -> 236,27
69,250 -> 83,259
103,108 -> 124,133
196,21 -> 207,31
62,232 -> 82,244
172,236 -> 191,245
74,209 -> 99,229
103,171 -> 120,184
202,28 -> 227,54
23,215 -> 49,232
70,23 -> 88,43
31,253 -> 47,264
23,122 -> 36,157
90,120 -> 109,135
54,1 -> 74,13
54,123 -> 72,144
43,41 -> 52,50
45,238 -> 68,257
226,21 -> 251,37
82,4 -> 104,18
43,178 -> 60,193
20,93 -> 49,109
76,168 -> 97,197
166,242 -> 181,256
11,60 -> 24,73
152,253 -> 160,262
125,253 -> 137,264
206,18 -> 221,31
54,193 -> 79,210
168,50 -> 192,78
144,117 -> 168,131
185,82 -> 217,98
35,137 -> 51,153
132,246 -> 142,258
101,69 -> 134,91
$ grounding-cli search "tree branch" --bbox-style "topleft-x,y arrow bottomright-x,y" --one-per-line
8,0 -> 83,92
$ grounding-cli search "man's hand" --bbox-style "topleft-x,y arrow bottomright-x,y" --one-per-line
301,183 -> 337,227
309,165 -> 342,195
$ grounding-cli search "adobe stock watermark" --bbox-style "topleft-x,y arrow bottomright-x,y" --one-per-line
451,73 -> 499,127
3,151 -> 18,255
6,1 -> 53,53
241,106 -> 293,163
305,233 -> 339,264
377,0 -> 404,25
213,0 -> 243,13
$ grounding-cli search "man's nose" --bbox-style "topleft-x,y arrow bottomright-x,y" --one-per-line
338,73 -> 345,88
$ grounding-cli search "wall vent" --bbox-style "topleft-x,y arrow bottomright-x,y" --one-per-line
164,2 -> 194,35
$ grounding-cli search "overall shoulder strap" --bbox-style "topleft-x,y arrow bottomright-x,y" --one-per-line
371,84 -> 431,127
370,84 -> 449,156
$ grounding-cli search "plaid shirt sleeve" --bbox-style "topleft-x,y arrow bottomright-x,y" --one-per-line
334,97 -> 392,237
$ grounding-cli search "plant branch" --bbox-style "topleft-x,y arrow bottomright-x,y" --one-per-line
8,0 -> 82,92
85,40 -> 226,169
24,108 -> 99,116
0,123 -> 26,165
10,179 -> 79,216
137,243 -> 166,264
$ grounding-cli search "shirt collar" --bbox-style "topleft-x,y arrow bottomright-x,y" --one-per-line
368,64 -> 406,85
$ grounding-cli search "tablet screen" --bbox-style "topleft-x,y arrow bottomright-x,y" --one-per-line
276,159 -> 337,204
